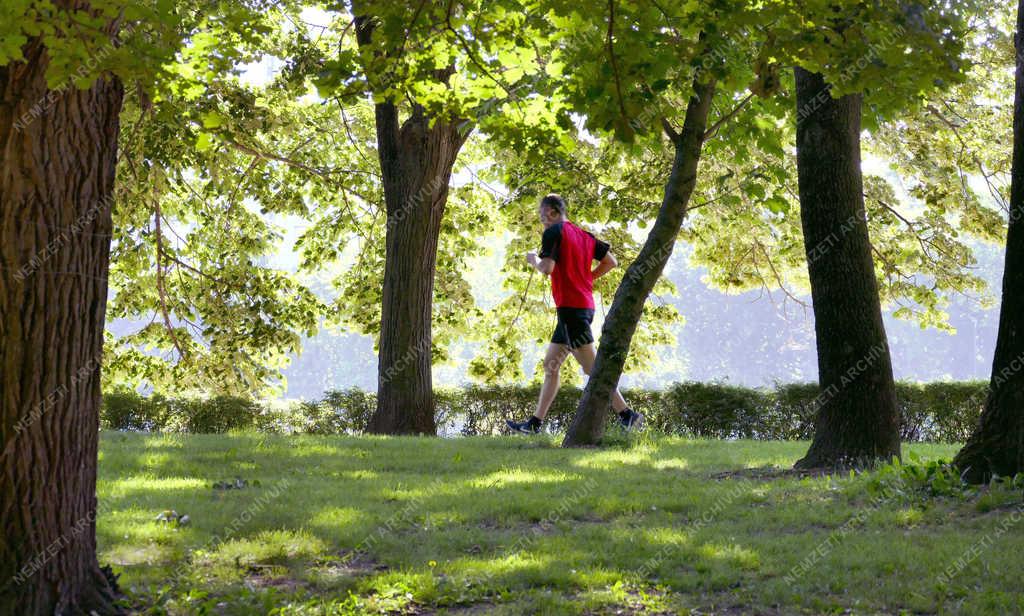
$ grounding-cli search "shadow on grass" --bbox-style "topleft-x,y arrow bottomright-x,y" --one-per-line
97,432 -> 994,614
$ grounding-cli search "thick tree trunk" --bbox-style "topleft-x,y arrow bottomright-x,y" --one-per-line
0,20 -> 124,616
562,76 -> 716,446
367,104 -> 465,434
356,16 -> 467,434
792,68 -> 900,469
953,0 -> 1024,483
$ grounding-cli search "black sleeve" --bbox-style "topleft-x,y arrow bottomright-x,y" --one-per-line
539,224 -> 562,262
589,232 -> 611,261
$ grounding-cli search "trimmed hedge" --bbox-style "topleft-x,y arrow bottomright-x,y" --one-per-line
101,381 -> 988,443
100,391 -> 264,434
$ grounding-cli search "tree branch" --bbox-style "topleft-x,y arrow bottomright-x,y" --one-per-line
153,202 -> 186,360
703,92 -> 755,141
606,0 -> 630,122
660,117 -> 680,143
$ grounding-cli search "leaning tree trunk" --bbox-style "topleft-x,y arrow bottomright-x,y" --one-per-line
355,14 -> 467,435
953,0 -> 1024,483
0,18 -> 124,616
562,76 -> 716,446
792,68 -> 900,469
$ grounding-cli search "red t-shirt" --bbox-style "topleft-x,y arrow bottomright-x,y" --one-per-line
539,221 -> 610,309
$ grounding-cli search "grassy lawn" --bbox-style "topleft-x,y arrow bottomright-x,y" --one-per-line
97,432 -> 1024,615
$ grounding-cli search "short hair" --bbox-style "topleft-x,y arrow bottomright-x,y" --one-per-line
540,193 -> 566,216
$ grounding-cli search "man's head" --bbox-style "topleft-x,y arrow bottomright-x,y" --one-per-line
538,193 -> 567,228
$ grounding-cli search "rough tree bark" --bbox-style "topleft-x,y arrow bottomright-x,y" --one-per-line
792,68 -> 900,469
953,0 -> 1024,483
0,10 -> 124,615
356,15 -> 468,435
562,75 -> 716,446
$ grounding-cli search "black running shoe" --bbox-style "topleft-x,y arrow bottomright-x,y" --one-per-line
619,409 -> 644,431
506,417 -> 541,434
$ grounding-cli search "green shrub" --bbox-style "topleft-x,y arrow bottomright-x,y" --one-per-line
664,382 -> 761,438
163,395 -> 262,433
916,381 -> 986,443
100,380 -> 988,441
100,389 -> 168,431
299,388 -> 375,434
436,385 -> 581,435
251,401 -> 296,434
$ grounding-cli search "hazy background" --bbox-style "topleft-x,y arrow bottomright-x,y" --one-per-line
276,238 -> 1003,399
112,11 -> 1005,400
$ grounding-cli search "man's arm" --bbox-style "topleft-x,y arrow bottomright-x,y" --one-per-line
530,224 -> 560,275
591,235 -> 615,279
592,252 -> 617,279
527,252 -> 556,275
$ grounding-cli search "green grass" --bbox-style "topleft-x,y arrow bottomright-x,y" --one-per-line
97,432 -> 1024,615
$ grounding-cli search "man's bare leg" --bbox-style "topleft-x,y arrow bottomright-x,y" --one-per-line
534,343 -> 569,420
570,343 -> 629,412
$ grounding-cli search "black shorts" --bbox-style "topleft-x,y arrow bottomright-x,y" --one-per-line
551,307 -> 595,349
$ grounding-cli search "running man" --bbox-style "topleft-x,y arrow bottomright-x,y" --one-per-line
506,194 -> 643,434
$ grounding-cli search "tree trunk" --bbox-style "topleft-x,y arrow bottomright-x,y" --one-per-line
356,16 -> 467,435
0,19 -> 124,616
562,76 -> 716,446
953,0 -> 1024,483
792,68 -> 900,469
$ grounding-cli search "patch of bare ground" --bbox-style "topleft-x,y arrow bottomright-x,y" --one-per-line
679,593 -> 790,616
688,605 -> 786,616
708,466 -> 836,481
324,549 -> 391,576
430,602 -> 501,614
474,513 -> 608,534
243,571 -> 306,593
